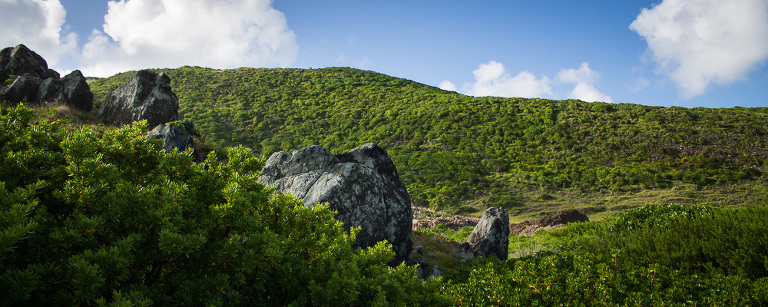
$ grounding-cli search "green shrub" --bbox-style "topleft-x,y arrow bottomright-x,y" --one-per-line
0,105 -> 442,306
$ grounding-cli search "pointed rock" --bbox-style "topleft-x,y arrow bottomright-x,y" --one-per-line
463,207 -> 510,260
0,44 -> 59,80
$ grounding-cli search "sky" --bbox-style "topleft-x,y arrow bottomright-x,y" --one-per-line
2,0 -> 767,108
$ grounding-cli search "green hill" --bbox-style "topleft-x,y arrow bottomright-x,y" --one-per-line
3,66 -> 767,305
89,66 -> 768,218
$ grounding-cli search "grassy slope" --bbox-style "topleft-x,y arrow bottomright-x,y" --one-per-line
89,66 -> 768,221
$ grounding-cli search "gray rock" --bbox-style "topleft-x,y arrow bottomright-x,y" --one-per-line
59,70 -> 94,112
412,245 -> 425,257
430,265 -> 444,279
0,44 -> 59,80
2,73 -> 42,103
98,70 -> 179,127
258,143 -> 413,264
35,70 -> 94,112
0,45 -> 93,111
147,120 -> 201,161
463,207 -> 510,260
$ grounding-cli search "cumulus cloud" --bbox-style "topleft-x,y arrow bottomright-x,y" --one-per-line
464,61 -> 555,98
556,62 -> 613,103
0,0 -> 77,67
438,80 -> 457,92
630,0 -> 768,98
80,0 -> 298,77
453,61 -> 612,102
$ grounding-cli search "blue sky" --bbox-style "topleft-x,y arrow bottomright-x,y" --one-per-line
2,0 -> 767,108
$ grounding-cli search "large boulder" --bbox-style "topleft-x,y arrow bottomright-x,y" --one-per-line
462,207 -> 509,260
258,143 -> 413,264
0,44 -> 59,80
147,121 -> 202,162
0,44 -> 93,111
98,70 -> 179,127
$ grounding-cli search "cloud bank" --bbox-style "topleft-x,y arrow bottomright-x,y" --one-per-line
0,0 -> 77,66
441,61 -> 612,102
81,0 -> 298,76
1,0 -> 298,77
630,0 -> 768,98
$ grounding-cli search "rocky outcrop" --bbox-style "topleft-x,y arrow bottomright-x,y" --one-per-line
147,121 -> 202,162
510,209 -> 589,236
460,207 -> 509,260
0,44 -> 93,111
258,143 -> 413,264
98,70 -> 179,128
0,44 -> 59,80
37,70 -> 94,112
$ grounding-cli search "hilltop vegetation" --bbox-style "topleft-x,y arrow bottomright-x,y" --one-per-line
90,67 -> 768,216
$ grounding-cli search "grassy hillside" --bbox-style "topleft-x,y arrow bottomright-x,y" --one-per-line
89,67 -> 768,218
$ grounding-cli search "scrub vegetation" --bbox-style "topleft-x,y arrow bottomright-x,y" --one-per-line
1,66 -> 766,304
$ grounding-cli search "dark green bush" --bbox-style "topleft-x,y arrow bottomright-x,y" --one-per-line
0,105 -> 442,306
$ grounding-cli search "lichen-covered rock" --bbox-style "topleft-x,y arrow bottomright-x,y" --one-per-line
147,120 -> 201,162
258,143 -> 413,264
463,207 -> 509,260
98,70 -> 179,127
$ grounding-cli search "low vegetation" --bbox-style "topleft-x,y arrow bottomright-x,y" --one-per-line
0,105 -> 442,305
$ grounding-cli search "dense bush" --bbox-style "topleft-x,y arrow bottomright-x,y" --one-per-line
441,252 -> 768,305
0,105 -> 442,305
445,204 -> 768,305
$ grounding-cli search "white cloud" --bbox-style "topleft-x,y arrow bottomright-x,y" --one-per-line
455,61 -> 612,102
438,80 -> 457,91
80,0 -> 298,77
0,0 -> 77,67
556,62 -> 613,103
463,61 -> 555,98
630,0 -> 768,98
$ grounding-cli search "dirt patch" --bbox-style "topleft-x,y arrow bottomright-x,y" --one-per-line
510,209 -> 589,236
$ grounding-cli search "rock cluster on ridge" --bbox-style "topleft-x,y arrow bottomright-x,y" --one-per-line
258,143 -> 413,264
0,44 -> 93,111
98,70 -> 179,128
459,207 -> 510,260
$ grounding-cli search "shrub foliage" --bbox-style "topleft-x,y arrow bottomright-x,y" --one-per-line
0,105 -> 441,306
